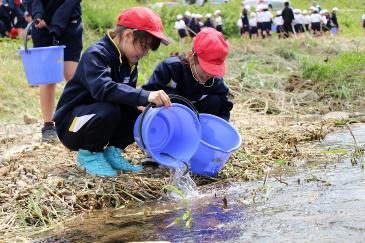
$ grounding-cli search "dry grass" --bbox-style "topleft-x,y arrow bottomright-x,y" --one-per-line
0,106 -> 343,240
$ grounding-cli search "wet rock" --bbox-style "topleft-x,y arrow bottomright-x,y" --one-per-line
322,112 -> 350,120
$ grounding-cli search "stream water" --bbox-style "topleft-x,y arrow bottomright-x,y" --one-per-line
35,124 -> 365,243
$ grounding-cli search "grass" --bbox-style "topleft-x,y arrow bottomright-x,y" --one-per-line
1,0 -> 365,122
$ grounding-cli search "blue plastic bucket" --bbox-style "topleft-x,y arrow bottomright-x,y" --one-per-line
134,96 -> 201,169
330,27 -> 338,34
189,114 -> 242,176
271,24 -> 277,33
19,45 -> 65,85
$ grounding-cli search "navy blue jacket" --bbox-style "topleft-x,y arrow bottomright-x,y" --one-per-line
31,0 -> 81,36
142,56 -> 233,120
54,33 -> 150,124
331,13 -> 338,28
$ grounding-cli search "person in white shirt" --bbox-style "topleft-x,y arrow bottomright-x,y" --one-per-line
320,10 -> 329,35
175,14 -> 188,43
196,14 -> 204,28
256,0 -> 266,13
302,10 -> 311,32
273,10 -> 283,38
214,10 -> 223,33
249,12 -> 258,39
362,11 -> 365,36
295,9 -> 306,37
310,9 -> 322,36
256,5 -> 272,38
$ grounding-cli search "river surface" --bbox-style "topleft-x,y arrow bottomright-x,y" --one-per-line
35,124 -> 365,243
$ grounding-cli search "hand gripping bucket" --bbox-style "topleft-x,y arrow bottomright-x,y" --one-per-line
133,95 -> 201,170
190,114 -> 242,176
18,22 -> 65,85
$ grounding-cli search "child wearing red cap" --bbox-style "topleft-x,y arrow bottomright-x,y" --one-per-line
53,7 -> 171,177
141,27 -> 232,166
143,27 -> 232,121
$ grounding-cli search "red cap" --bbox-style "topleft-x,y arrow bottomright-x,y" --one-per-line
193,28 -> 228,76
117,7 -> 170,45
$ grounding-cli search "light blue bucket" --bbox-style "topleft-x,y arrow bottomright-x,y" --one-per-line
271,24 -> 277,33
133,95 -> 201,170
189,114 -> 242,176
19,45 -> 65,85
330,27 -> 338,34
18,21 -> 65,85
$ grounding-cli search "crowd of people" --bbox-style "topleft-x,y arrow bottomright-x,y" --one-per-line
237,1 -> 340,39
174,1 -> 365,41
174,9 -> 223,43
0,0 -> 31,38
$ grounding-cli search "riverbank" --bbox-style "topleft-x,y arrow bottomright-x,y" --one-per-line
1,36 -> 365,240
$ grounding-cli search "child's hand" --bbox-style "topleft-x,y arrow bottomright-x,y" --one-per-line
148,90 -> 171,108
35,19 -> 47,29
137,106 -> 145,112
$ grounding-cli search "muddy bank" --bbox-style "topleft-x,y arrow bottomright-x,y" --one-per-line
34,124 -> 365,242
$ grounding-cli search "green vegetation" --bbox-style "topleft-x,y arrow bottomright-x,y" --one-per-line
1,0 -> 365,123
163,184 -> 193,229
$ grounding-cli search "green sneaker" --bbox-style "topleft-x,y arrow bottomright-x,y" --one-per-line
77,149 -> 118,177
104,146 -> 143,172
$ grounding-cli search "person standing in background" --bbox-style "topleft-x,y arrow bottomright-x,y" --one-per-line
214,9 -> 223,33
0,0 -> 11,37
30,0 -> 83,142
281,1 -> 294,38
204,13 -> 214,28
240,8 -> 249,39
175,14 -> 187,44
331,7 -> 339,32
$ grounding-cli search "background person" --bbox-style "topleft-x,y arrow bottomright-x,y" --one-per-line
31,0 -> 83,142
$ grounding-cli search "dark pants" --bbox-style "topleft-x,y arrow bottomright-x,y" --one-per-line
216,25 -> 223,33
194,95 -> 225,119
56,102 -> 140,152
283,23 -> 293,38
31,19 -> 83,62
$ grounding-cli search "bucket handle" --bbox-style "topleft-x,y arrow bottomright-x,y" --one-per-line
138,94 -> 199,174
138,94 -> 199,150
23,21 -> 35,53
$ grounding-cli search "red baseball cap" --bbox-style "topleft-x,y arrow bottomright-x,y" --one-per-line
117,7 -> 171,45
193,28 -> 228,77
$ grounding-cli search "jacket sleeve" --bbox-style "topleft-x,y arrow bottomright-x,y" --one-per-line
31,0 -> 44,20
211,78 -> 233,121
142,61 -> 173,91
82,51 -> 150,107
49,0 -> 81,37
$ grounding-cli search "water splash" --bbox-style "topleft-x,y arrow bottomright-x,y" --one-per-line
168,167 -> 199,199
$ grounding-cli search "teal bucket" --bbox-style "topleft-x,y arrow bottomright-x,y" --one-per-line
19,46 -> 65,85
18,22 -> 65,85
133,95 -> 201,170
189,114 -> 242,176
